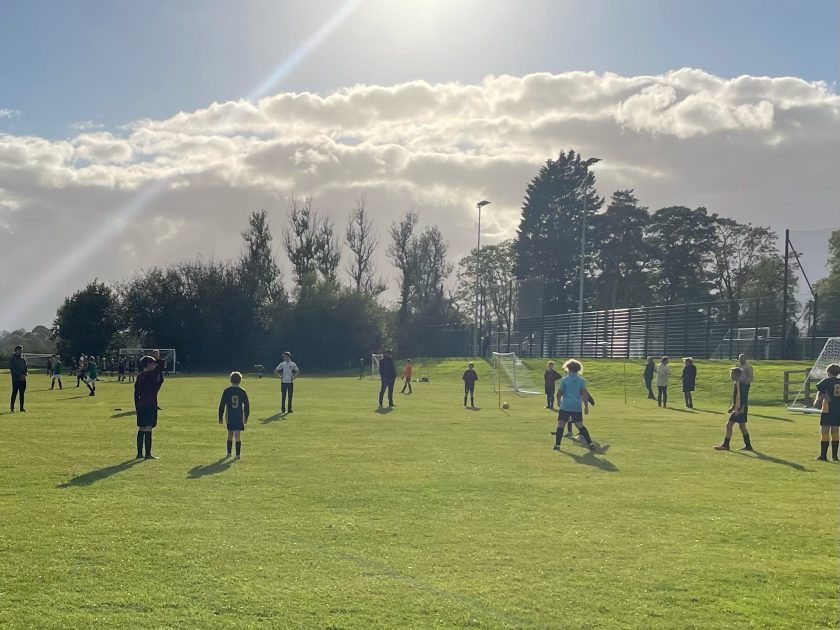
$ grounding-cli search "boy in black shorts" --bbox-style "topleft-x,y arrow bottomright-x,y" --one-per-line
128,357 -> 136,383
218,371 -> 250,459
714,367 -> 753,451
462,362 -> 478,407
134,350 -> 166,459
814,363 -> 840,461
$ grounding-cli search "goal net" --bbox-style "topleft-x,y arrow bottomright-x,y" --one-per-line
22,353 -> 53,369
787,337 -> 840,412
119,348 -> 178,373
371,353 -> 383,377
492,352 -> 541,395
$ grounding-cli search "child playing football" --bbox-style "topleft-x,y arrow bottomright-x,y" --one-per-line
553,360 -> 598,452
134,350 -> 166,459
814,363 -> 840,461
714,367 -> 753,452
218,371 -> 250,460
463,362 -> 478,407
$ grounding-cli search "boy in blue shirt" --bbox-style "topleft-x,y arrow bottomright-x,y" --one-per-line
553,359 -> 597,452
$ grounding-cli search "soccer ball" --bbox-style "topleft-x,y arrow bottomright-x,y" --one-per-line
502,401 -> 510,410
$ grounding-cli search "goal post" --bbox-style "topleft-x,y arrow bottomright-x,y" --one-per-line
22,353 -> 53,371
119,348 -> 178,374
371,353 -> 383,378
492,352 -> 541,396
786,337 -> 840,413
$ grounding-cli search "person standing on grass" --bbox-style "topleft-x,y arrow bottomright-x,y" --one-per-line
358,357 -> 365,380
135,350 -> 166,459
544,361 -> 561,409
378,350 -> 396,408
462,361 -> 478,408
9,345 -> 27,413
553,359 -> 597,452
128,356 -> 136,383
400,359 -> 413,394
218,371 -> 250,460
682,357 -> 697,408
737,354 -> 753,415
714,367 -> 753,452
46,355 -> 53,378
50,355 -> 63,390
643,356 -> 656,400
274,351 -> 299,414
814,363 -> 840,461
76,354 -> 86,388
656,356 -> 670,407
85,355 -> 98,396
118,356 -> 126,382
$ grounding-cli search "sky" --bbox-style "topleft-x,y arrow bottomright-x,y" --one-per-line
0,0 -> 838,329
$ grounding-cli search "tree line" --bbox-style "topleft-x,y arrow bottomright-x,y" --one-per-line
48,148 -> 836,368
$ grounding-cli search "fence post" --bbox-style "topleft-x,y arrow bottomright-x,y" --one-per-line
663,305 -> 670,355
728,301 -> 737,360
682,304 -> 689,357
781,229 -> 790,360
565,313 -> 570,357
644,308 -> 650,358
507,280 -> 513,353
609,310 -> 616,358
704,306 -> 711,358
811,293 -> 819,360
579,310 -> 585,358
540,278 -> 546,357
753,297 -> 760,359
626,308 -> 633,359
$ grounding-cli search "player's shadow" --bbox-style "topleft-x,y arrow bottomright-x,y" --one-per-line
65,395 -> 92,400
667,407 -> 695,413
558,449 -> 619,472
690,407 -> 719,414
749,413 -> 794,423
732,449 -> 809,472
112,410 -> 135,418
466,406 -> 481,412
57,459 -> 141,488
187,458 -> 233,478
260,412 -> 287,424
375,407 -> 394,414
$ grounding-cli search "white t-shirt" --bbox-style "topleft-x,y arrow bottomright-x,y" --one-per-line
275,360 -> 299,383
656,363 -> 671,387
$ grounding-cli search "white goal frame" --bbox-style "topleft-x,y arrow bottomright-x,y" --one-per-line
22,353 -> 53,369
492,352 -> 541,396
787,337 -> 840,413
371,353 -> 383,377
119,348 -> 178,374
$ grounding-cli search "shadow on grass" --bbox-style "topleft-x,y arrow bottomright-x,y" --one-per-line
558,448 -> 619,472
58,459 -> 141,488
65,395 -> 92,400
260,412 -> 287,424
466,406 -> 481,412
690,407 -> 720,414
731,449 -> 809,472
375,407 -> 394,414
749,413 -> 794,423
112,410 -> 136,418
187,458 -> 233,479
667,407 -> 696,414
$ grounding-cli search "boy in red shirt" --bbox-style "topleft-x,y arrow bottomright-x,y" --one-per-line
134,350 -> 166,459
400,359 -> 413,394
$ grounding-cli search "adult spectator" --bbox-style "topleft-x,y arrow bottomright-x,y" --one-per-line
274,351 -> 299,414
378,350 -> 397,409
643,356 -> 656,400
9,345 -> 28,413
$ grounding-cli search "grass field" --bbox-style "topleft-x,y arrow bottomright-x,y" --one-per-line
1,358 -> 838,629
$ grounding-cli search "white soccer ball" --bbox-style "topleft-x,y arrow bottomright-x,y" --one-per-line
502,401 -> 510,410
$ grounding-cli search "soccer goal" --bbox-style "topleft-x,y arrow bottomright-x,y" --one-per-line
711,327 -> 771,359
786,337 -> 840,413
492,352 -> 541,396
119,348 -> 178,374
22,353 -> 53,371
371,353 -> 384,377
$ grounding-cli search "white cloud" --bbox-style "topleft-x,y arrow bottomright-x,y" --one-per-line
69,120 -> 105,130
0,68 -> 838,328
0,109 -> 20,119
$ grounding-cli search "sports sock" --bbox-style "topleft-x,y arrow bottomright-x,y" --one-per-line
555,427 -> 563,446
742,433 -> 751,449
144,431 -> 152,456
722,437 -> 731,448
136,430 -> 144,455
578,425 -> 593,445
831,440 -> 839,459
235,442 -> 241,457
819,440 -> 829,458
464,396 -> 467,405
227,440 -> 233,456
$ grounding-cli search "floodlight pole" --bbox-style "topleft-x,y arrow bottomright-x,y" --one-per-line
475,200 -> 491,356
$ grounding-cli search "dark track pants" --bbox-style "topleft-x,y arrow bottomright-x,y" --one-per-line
281,382 -> 294,412
10,380 -> 26,410
379,378 -> 395,407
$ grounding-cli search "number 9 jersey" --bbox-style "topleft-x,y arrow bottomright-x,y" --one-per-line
219,386 -> 250,430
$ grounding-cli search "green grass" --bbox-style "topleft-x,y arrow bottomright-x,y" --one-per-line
1,358 -> 838,629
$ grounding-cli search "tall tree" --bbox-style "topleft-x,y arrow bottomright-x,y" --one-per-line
283,196 -> 318,286
314,213 -> 341,283
388,210 -> 419,324
455,239 -> 517,332
590,190 -> 652,309
514,150 -> 603,313
345,197 -> 384,295
647,206 -> 718,304
411,225 -> 452,316
814,229 -> 840,335
240,209 -> 285,313
53,280 -> 122,359
711,219 -> 779,302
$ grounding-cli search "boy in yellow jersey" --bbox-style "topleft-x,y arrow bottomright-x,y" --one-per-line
218,371 -> 250,459
814,363 -> 840,461
714,367 -> 753,451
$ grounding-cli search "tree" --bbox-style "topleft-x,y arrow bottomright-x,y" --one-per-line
514,150 -> 603,313
646,206 -> 718,304
314,213 -> 341,283
53,280 -> 122,359
590,190 -> 652,309
814,229 -> 840,335
387,210 -> 419,324
345,197 -> 384,295
711,219 -> 779,302
240,209 -> 286,318
454,239 -> 517,332
283,196 -> 319,287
